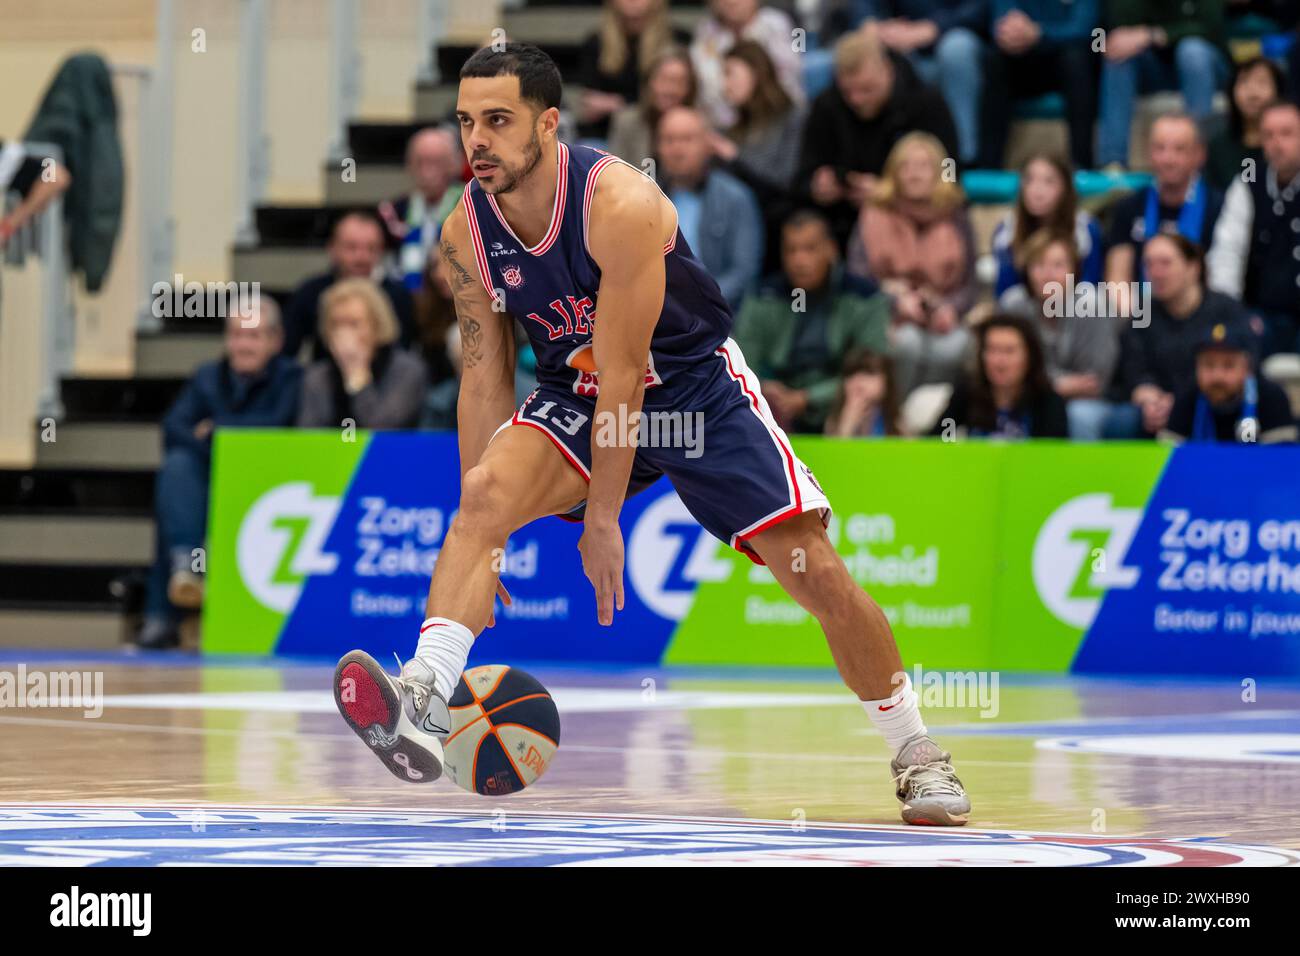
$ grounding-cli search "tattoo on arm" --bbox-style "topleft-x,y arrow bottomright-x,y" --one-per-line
439,239 -> 488,369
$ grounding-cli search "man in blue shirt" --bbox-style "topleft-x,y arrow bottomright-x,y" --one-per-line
656,106 -> 764,309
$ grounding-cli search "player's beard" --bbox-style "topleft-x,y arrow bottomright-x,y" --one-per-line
484,127 -> 544,196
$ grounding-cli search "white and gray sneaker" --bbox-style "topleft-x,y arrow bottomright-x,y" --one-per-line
890,735 -> 971,826
333,649 -> 451,784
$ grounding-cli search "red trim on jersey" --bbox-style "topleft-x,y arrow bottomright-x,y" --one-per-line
486,141 -> 569,257
715,343 -> 802,516
582,153 -> 621,257
663,231 -> 677,256
510,409 -> 592,483
460,189 -> 498,306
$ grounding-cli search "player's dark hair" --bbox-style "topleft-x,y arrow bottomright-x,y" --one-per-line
460,43 -> 562,113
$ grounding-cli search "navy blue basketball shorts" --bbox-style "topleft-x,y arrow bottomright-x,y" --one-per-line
489,337 -> 831,565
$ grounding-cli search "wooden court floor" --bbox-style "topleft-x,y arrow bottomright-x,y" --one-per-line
0,655 -> 1297,866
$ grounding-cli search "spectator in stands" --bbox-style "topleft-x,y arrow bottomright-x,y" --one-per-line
1103,112 -> 1222,313
422,326 -> 463,430
378,127 -> 464,291
712,39 -> 806,270
999,230 -> 1120,439
608,46 -> 698,165
796,24 -> 960,245
710,40 -> 806,200
283,213 -> 416,361
1207,100 -> 1300,357
297,278 -> 427,430
1096,0 -> 1229,169
734,209 -> 890,432
981,0 -> 1099,170
0,140 -> 72,243
1204,56 -> 1284,191
824,348 -> 906,436
691,0 -> 804,130
1109,233 -> 1260,437
1291,21 -> 1300,103
873,0 -> 989,166
991,151 -> 1104,297
577,0 -> 691,140
656,106 -> 763,307
137,298 -> 301,649
413,245 -> 458,386
1162,318 -> 1298,443
932,313 -> 1069,438
847,132 -> 976,396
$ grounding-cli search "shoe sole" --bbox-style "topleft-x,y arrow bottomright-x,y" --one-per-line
333,650 -> 444,783
901,802 -> 970,826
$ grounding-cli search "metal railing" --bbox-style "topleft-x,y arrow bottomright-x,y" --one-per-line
2,142 -> 72,422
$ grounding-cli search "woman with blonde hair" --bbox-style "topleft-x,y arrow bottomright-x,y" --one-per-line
298,277 -> 428,429
847,132 -> 976,396
577,0 -> 689,140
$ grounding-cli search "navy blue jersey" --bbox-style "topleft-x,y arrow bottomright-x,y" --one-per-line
460,142 -> 733,404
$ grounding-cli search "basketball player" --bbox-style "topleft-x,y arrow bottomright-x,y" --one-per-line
334,43 -> 971,825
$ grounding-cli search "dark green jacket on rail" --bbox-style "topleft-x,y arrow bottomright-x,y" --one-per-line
733,266 -> 890,433
23,51 -> 124,292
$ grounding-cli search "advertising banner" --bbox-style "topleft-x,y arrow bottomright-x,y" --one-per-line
203,432 -> 1300,676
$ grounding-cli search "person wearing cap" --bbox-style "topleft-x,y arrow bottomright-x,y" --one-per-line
1160,319 -> 1297,444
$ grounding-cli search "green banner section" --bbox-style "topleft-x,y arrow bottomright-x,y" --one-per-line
667,438 -> 1170,672
202,430 -> 368,655
992,442 -> 1170,671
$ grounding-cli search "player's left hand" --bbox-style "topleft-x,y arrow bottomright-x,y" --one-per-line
578,519 -> 625,626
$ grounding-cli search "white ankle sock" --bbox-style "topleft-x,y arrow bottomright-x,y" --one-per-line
863,675 -> 927,752
414,617 -> 475,700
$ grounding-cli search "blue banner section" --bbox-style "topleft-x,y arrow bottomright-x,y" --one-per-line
277,433 -> 686,663
1078,446 -> 1300,675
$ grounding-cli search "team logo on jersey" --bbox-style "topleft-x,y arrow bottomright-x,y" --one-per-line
502,264 -> 525,289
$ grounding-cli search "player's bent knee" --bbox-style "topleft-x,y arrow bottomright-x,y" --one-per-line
454,465 -> 517,538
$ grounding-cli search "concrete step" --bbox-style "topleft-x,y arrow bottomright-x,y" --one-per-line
60,377 -> 186,422
231,245 -> 329,290
35,421 -> 161,471
0,468 -> 154,514
135,331 -> 226,378
0,514 -> 153,564
0,608 -> 129,649
323,162 -> 409,206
